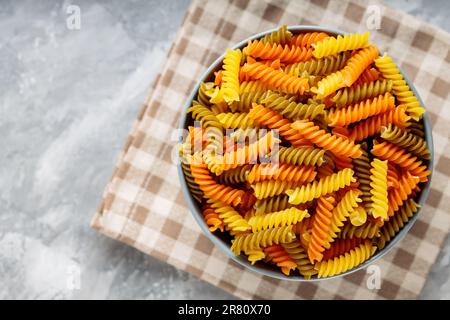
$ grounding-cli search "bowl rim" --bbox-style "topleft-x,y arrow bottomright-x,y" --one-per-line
177,25 -> 434,281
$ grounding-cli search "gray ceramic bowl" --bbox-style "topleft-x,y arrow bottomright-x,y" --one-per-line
177,26 -> 434,281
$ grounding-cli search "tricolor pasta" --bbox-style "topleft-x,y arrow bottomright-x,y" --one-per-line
180,25 -> 431,279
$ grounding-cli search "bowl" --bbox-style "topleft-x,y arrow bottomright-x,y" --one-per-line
177,25 -> 434,281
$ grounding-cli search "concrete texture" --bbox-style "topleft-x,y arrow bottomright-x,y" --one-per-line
0,0 -> 448,299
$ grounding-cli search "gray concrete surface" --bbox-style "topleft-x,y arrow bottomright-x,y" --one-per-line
0,0 -> 448,299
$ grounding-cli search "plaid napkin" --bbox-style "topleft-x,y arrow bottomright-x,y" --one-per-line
91,0 -> 450,299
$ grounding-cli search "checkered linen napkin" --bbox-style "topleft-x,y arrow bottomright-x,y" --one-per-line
91,0 -> 450,299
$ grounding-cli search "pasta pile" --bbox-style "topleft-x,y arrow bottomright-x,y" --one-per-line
180,26 -> 431,279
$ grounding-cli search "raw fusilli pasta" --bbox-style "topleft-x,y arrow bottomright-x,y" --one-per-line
327,92 -> 395,127
375,54 -> 425,121
329,79 -> 393,107
377,199 -> 420,249
221,49 -> 242,104
262,25 -> 293,45
284,52 -> 351,77
369,158 -> 389,220
241,62 -> 309,94
291,120 -> 362,158
231,225 -> 296,255
290,31 -> 329,48
264,244 -> 298,275
286,168 -> 356,204
274,146 -> 326,166
261,90 -> 325,120
248,207 -> 310,232
314,241 -> 376,278
181,26 -> 431,279
244,40 -> 312,63
312,32 -> 370,59
380,124 -> 430,160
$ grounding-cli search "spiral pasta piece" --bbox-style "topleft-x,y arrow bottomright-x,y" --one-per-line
244,39 -> 312,63
188,102 -> 224,160
231,225 -> 296,255
290,31 -> 329,48
368,158 -> 389,220
247,163 -> 316,184
340,220 -> 380,239
371,140 -> 430,182
248,207 -> 310,232
375,54 -> 425,121
262,25 -> 293,45
377,199 -> 419,249
251,180 -> 298,200
264,244 -> 298,275
248,104 -> 311,147
328,92 -> 395,127
352,147 -> 371,207
202,149 -> 226,175
216,165 -> 251,185
245,248 -> 266,264
380,124 -> 430,160
238,79 -> 265,92
386,162 -> 400,189
284,52 -> 351,77
261,91 -> 325,120
406,119 -> 425,137
274,146 -> 326,166
283,52 -> 351,77
202,204 -> 225,232
238,192 -> 257,212
198,82 -> 215,106
294,216 -> 314,235
311,70 -> 345,99
333,154 -> 353,170
181,161 -> 203,203
325,190 -> 362,246
221,49 -> 242,104
347,105 -> 410,141
340,45 -> 379,87
286,168 -> 356,204
281,241 -> 318,279
208,199 -> 251,232
312,32 -> 370,59
241,62 -> 309,94
322,237 -> 365,260
229,80 -> 270,112
387,171 -> 420,216
190,161 -> 244,206
308,196 -> 336,263
220,131 -> 277,171
254,194 -> 292,215
216,112 -> 258,129
211,103 -> 229,115
188,102 -> 223,130
313,32 -> 370,59
329,79 -> 393,107
291,120 -> 362,158
354,67 -> 380,86
314,240 -> 376,278
230,90 -> 266,112
204,86 -> 230,113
